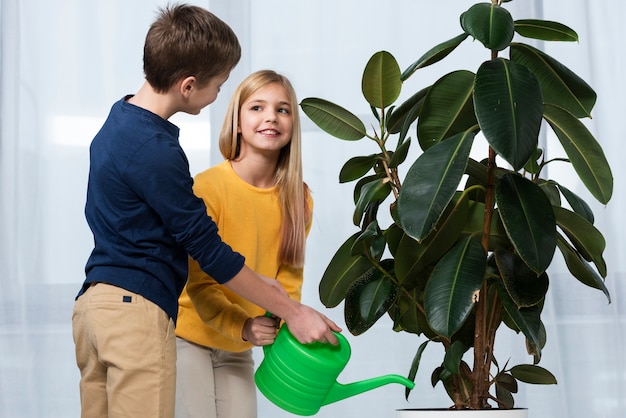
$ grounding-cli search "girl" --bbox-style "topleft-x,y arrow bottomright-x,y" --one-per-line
175,70 -> 313,418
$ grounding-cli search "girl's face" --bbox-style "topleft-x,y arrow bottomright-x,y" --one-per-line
237,82 -> 293,158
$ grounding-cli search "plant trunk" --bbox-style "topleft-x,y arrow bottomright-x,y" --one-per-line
470,146 -> 497,408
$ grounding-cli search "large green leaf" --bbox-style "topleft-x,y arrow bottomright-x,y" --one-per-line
494,250 -> 549,308
395,192 -> 471,286
424,236 -> 486,338
510,43 -> 596,118
460,3 -> 514,51
300,97 -> 366,141
543,104 -> 613,204
417,70 -> 477,151
514,19 -> 578,42
398,130 -> 475,241
496,173 -> 557,274
362,51 -> 402,109
553,206 -> 607,277
402,33 -> 469,81
344,259 -> 398,335
498,285 -> 543,359
319,232 -> 375,307
474,58 -> 543,170
556,235 -> 611,302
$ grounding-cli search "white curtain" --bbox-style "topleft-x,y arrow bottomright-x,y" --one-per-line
1,1 -> 623,417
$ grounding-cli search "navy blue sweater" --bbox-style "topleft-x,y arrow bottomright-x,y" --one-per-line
79,96 -> 244,322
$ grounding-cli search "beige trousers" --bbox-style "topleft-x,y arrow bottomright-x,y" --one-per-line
175,338 -> 257,418
72,283 -> 176,418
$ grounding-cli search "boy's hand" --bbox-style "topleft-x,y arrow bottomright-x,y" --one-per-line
284,304 -> 341,346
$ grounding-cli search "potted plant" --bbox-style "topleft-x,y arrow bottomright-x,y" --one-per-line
300,0 -> 612,414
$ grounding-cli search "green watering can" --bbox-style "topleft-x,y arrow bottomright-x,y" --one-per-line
255,322 -> 415,416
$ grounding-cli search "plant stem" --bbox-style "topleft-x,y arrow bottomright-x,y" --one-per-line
471,146 -> 497,408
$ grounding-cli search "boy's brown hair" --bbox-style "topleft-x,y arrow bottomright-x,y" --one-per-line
143,3 -> 241,93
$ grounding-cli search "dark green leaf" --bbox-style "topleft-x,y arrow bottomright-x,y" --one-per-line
417,70 -> 477,151
402,33 -> 469,81
461,3 -> 514,51
498,285 -> 543,359
553,206 -> 607,277
389,138 -> 411,168
496,173 -> 557,274
474,58 -> 543,170
384,223 -> 404,257
339,155 -> 377,183
510,43 -> 596,118
543,104 -> 613,204
406,341 -> 428,400
398,130 -> 475,241
523,148 -> 543,175
351,220 -> 379,257
443,341 -> 467,375
319,232 -> 375,307
495,372 -> 518,393
494,250 -> 549,308
462,204 -> 512,252
424,236 -> 486,338
344,260 -> 397,335
395,192 -> 471,285
465,158 -> 489,186
362,51 -> 402,109
353,178 -> 392,226
539,180 -> 561,206
556,235 -> 611,302
300,97 -> 366,141
556,183 -> 594,224
495,384 -> 515,409
393,287 -> 434,337
510,364 -> 557,384
514,19 -> 578,42
388,87 -> 429,134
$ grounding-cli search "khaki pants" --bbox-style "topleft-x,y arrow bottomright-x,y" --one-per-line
72,283 -> 176,418
175,338 -> 257,418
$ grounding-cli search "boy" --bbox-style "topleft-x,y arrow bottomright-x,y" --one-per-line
71,4 -> 339,418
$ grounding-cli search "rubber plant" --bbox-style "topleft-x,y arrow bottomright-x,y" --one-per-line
300,0 -> 613,410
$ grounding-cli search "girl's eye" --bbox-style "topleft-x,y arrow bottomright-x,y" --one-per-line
251,105 -> 261,111
278,108 -> 290,114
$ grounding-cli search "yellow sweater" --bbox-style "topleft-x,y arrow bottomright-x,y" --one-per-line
175,161 -> 312,352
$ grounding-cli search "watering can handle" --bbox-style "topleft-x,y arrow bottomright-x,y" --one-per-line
264,311 -> 281,327
262,312 -> 280,356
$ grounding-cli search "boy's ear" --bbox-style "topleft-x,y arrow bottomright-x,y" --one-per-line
179,76 -> 197,97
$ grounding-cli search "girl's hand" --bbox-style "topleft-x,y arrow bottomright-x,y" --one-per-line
242,315 -> 279,346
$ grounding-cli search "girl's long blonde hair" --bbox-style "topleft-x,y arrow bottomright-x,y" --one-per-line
218,70 -> 311,268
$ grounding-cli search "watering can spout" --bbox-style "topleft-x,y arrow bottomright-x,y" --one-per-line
323,374 -> 415,406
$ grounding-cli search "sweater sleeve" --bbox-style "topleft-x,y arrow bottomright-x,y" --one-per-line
185,256 -> 251,341
123,134 -> 244,284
